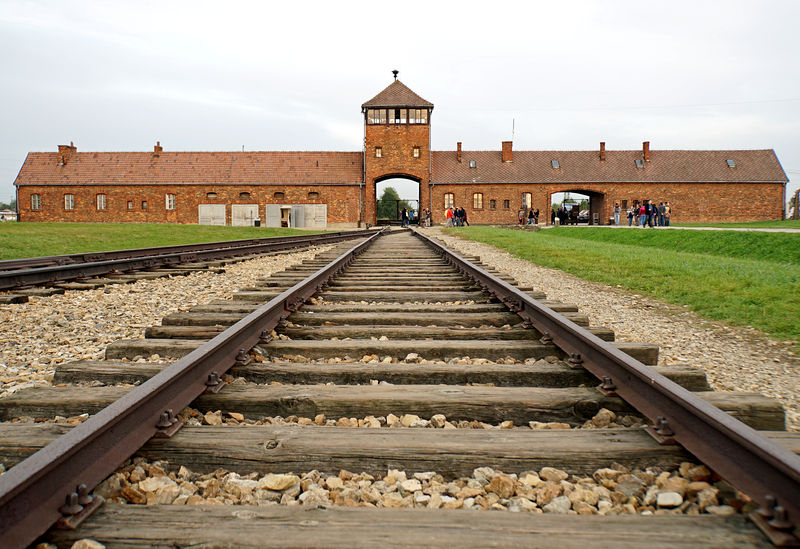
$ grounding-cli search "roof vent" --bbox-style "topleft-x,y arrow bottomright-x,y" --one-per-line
551,159 -> 560,169
634,159 -> 645,168
469,159 -> 477,168
726,159 -> 736,168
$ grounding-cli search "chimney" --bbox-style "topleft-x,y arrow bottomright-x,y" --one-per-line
57,141 -> 77,166
600,141 -> 606,161
643,141 -> 650,162
456,142 -> 462,163
153,141 -> 163,156
502,141 -> 513,163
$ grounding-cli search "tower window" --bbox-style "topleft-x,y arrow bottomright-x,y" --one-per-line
413,147 -> 420,158
375,147 -> 382,158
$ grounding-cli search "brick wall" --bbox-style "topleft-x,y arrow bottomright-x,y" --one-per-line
17,184 -> 362,225
365,123 -> 431,224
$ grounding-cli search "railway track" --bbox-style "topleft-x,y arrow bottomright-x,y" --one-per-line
0,230 -> 374,298
0,228 -> 798,547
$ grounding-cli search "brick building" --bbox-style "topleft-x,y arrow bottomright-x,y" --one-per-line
13,76 -> 788,226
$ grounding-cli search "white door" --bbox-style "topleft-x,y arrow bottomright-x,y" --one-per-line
264,204 -> 281,227
198,204 -> 226,225
231,204 -> 259,226
313,204 -> 327,228
290,205 -> 305,228
303,205 -> 315,227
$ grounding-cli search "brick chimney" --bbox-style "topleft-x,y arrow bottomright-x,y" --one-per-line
600,141 -> 606,161
643,141 -> 650,162
153,141 -> 163,156
57,141 -> 77,166
502,141 -> 513,163
457,142 -> 462,163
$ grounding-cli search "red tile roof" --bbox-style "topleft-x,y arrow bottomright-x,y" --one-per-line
431,149 -> 788,184
14,151 -> 363,187
361,80 -> 434,109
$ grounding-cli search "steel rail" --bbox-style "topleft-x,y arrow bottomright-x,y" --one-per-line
0,230 -> 379,290
0,230 -> 367,271
413,229 -> 800,545
0,228 -> 386,549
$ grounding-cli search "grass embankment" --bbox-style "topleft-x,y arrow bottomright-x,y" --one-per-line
447,226 -> 800,345
0,223 -> 323,260
674,219 -> 800,229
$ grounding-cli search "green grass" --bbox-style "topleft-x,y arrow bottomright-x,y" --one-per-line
673,219 -> 800,229
0,223 -> 323,260
446,226 -> 800,345
544,227 -> 800,265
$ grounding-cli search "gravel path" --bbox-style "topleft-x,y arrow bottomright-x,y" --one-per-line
433,228 -> 800,431
0,247 -> 329,399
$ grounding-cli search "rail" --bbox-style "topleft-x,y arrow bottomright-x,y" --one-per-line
0,228 -> 386,549
0,229 -> 379,290
413,228 -> 800,546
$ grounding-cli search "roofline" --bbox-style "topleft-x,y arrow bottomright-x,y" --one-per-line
14,181 -> 364,187
430,180 -> 789,185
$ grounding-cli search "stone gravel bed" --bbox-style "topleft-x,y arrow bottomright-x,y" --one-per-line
434,228 -> 800,431
0,246 -> 330,400
91,457 -> 751,518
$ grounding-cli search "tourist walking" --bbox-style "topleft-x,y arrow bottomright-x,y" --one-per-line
446,207 -> 454,227
613,202 -> 621,225
527,209 -> 535,225
400,208 -> 409,227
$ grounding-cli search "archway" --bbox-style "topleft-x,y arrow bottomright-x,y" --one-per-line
375,174 -> 421,226
549,189 -> 607,225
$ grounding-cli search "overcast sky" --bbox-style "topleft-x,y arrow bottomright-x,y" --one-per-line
1,0 -> 798,208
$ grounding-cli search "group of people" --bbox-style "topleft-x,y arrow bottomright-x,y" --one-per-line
445,206 -> 470,227
517,208 -> 541,225
552,206 -> 578,225
624,200 -> 671,227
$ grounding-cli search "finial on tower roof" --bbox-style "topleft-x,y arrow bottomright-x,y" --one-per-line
392,70 -> 399,81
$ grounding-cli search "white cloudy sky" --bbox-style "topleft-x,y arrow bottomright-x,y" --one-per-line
1,0 -> 798,207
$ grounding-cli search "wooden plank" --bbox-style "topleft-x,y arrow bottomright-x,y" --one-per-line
0,385 -> 783,430
316,290 -> 492,302
3,423 -> 798,477
53,361 -> 709,391
45,505 -> 773,548
287,311 -> 524,327
0,294 -> 28,304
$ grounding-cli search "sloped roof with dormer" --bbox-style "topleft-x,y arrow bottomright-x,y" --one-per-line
431,149 -> 788,184
361,80 -> 434,109
14,150 -> 364,187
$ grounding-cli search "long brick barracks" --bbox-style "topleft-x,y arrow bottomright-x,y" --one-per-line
13,77 -> 789,227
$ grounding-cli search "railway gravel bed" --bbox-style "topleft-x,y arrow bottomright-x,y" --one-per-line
0,246 -> 330,399
433,228 -> 800,431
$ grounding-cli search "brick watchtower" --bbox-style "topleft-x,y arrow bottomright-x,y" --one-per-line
361,72 -> 434,225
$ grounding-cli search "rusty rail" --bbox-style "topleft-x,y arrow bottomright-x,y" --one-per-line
414,229 -> 800,546
0,229 -> 378,290
0,228 -> 386,549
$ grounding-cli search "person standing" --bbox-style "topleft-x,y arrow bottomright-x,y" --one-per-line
613,202 -> 621,225
400,208 -> 409,227
627,207 -> 634,226
658,202 -> 666,227
527,209 -> 535,225
664,202 -> 671,226
639,203 -> 647,227
533,209 -> 540,225
446,206 -> 454,227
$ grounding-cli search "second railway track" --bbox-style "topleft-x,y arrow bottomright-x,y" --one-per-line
0,228 -> 798,547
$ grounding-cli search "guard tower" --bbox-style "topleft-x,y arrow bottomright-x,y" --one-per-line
361,71 -> 434,225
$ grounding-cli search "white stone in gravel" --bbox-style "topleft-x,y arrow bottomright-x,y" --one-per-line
258,474 -> 300,491
70,540 -> 106,549
656,491 -> 683,508
705,505 -> 737,516
138,476 -> 176,493
542,495 -> 572,514
400,479 -> 423,493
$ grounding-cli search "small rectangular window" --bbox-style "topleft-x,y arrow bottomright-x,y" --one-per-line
64,194 -> 74,210
141,200 -> 148,210
273,191 -> 285,200
127,200 -> 134,210
308,191 -> 319,200
400,109 -> 407,123
207,192 -> 217,199
238,192 -> 250,200
503,199 -> 510,210
469,160 -> 477,168
551,160 -> 560,169
96,194 -> 107,210
635,159 -> 645,168
489,199 -> 496,210
726,159 -> 736,168
413,147 -> 420,158
31,194 -> 41,211
473,193 -> 483,209
444,193 -> 455,209
166,194 -> 176,210
375,147 -> 382,158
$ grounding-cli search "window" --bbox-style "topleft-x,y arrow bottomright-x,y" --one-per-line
127,200 -> 134,210
444,193 -> 455,209
522,192 -> 532,209
551,159 -> 560,169
31,194 -> 41,211
141,200 -> 148,211
366,108 -> 387,124
726,159 -> 736,168
273,191 -> 285,200
64,194 -> 74,210
489,199 -> 496,210
503,199 -> 510,210
473,193 -> 483,209
408,108 -> 428,124
207,192 -> 218,199
375,147 -> 382,158
308,191 -> 319,199
621,200 -> 628,210
166,194 -> 176,210
469,160 -> 477,168
96,194 -> 107,210
634,159 -> 644,168
238,192 -> 251,200
413,147 -> 420,158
